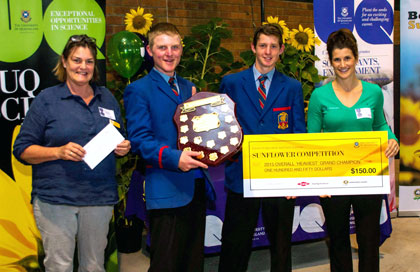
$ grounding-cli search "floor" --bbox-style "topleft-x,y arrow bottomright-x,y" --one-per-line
118,216 -> 420,272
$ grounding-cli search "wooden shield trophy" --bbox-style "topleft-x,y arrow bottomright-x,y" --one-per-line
174,92 -> 243,166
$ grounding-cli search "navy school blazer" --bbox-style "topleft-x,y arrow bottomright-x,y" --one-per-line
220,67 -> 306,193
124,69 -> 215,210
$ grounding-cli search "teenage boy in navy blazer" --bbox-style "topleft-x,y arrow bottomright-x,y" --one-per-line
124,22 -> 214,272
218,24 -> 306,272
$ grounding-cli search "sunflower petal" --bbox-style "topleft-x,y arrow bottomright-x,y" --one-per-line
0,171 -> 39,265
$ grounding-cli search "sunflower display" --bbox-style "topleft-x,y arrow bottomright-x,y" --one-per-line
399,96 -> 420,174
289,24 -> 321,52
124,7 -> 153,36
263,16 -> 290,43
0,126 -> 42,271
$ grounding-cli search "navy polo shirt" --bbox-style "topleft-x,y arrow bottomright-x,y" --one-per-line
13,83 -> 124,206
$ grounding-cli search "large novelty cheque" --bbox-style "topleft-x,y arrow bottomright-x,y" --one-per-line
243,131 -> 390,197
174,92 -> 243,166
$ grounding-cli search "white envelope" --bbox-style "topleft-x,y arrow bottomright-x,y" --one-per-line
83,123 -> 124,169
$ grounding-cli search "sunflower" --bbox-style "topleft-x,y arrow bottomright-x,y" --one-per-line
263,16 -> 289,43
0,125 -> 42,271
400,96 -> 420,172
124,7 -> 153,36
289,24 -> 320,52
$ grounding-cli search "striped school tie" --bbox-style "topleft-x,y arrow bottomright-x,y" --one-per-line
257,75 -> 268,109
168,77 -> 179,96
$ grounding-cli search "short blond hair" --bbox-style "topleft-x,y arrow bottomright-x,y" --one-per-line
148,22 -> 182,48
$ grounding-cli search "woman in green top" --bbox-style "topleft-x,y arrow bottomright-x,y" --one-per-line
307,28 -> 399,272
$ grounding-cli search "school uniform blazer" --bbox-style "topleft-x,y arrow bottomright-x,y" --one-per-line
124,69 -> 214,210
220,67 -> 306,193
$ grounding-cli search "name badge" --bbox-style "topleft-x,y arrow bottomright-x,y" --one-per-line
355,108 -> 372,119
98,107 -> 116,120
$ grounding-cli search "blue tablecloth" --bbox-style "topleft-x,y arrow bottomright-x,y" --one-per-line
125,164 -> 392,254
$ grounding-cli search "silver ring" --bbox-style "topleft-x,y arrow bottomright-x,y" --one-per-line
70,151 -> 73,156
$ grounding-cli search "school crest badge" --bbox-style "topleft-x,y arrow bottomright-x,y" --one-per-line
278,112 -> 288,129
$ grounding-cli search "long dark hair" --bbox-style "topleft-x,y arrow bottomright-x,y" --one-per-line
326,28 -> 358,62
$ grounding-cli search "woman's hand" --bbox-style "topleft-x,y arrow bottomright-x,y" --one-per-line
58,142 -> 86,161
114,140 -> 131,156
385,139 -> 399,158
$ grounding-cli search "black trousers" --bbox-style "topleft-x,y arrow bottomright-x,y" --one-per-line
218,190 -> 296,272
321,195 -> 382,272
148,179 -> 206,272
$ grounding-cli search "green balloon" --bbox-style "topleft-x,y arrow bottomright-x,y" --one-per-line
107,31 -> 144,78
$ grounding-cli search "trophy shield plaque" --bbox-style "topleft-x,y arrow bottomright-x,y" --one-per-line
174,92 -> 243,166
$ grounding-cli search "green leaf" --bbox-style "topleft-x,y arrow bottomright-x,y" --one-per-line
301,70 -> 312,82
240,50 -> 255,67
307,66 -> 322,83
230,61 -> 245,70
307,65 -> 318,74
191,24 -> 209,36
284,45 -> 298,56
13,255 -> 42,272
288,59 -> 298,74
107,81 -> 117,90
105,250 -> 119,272
311,73 -> 322,83
302,84 -> 313,101
213,48 -> 234,63
177,18 -> 244,92
307,54 -> 321,61
196,79 -> 207,90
